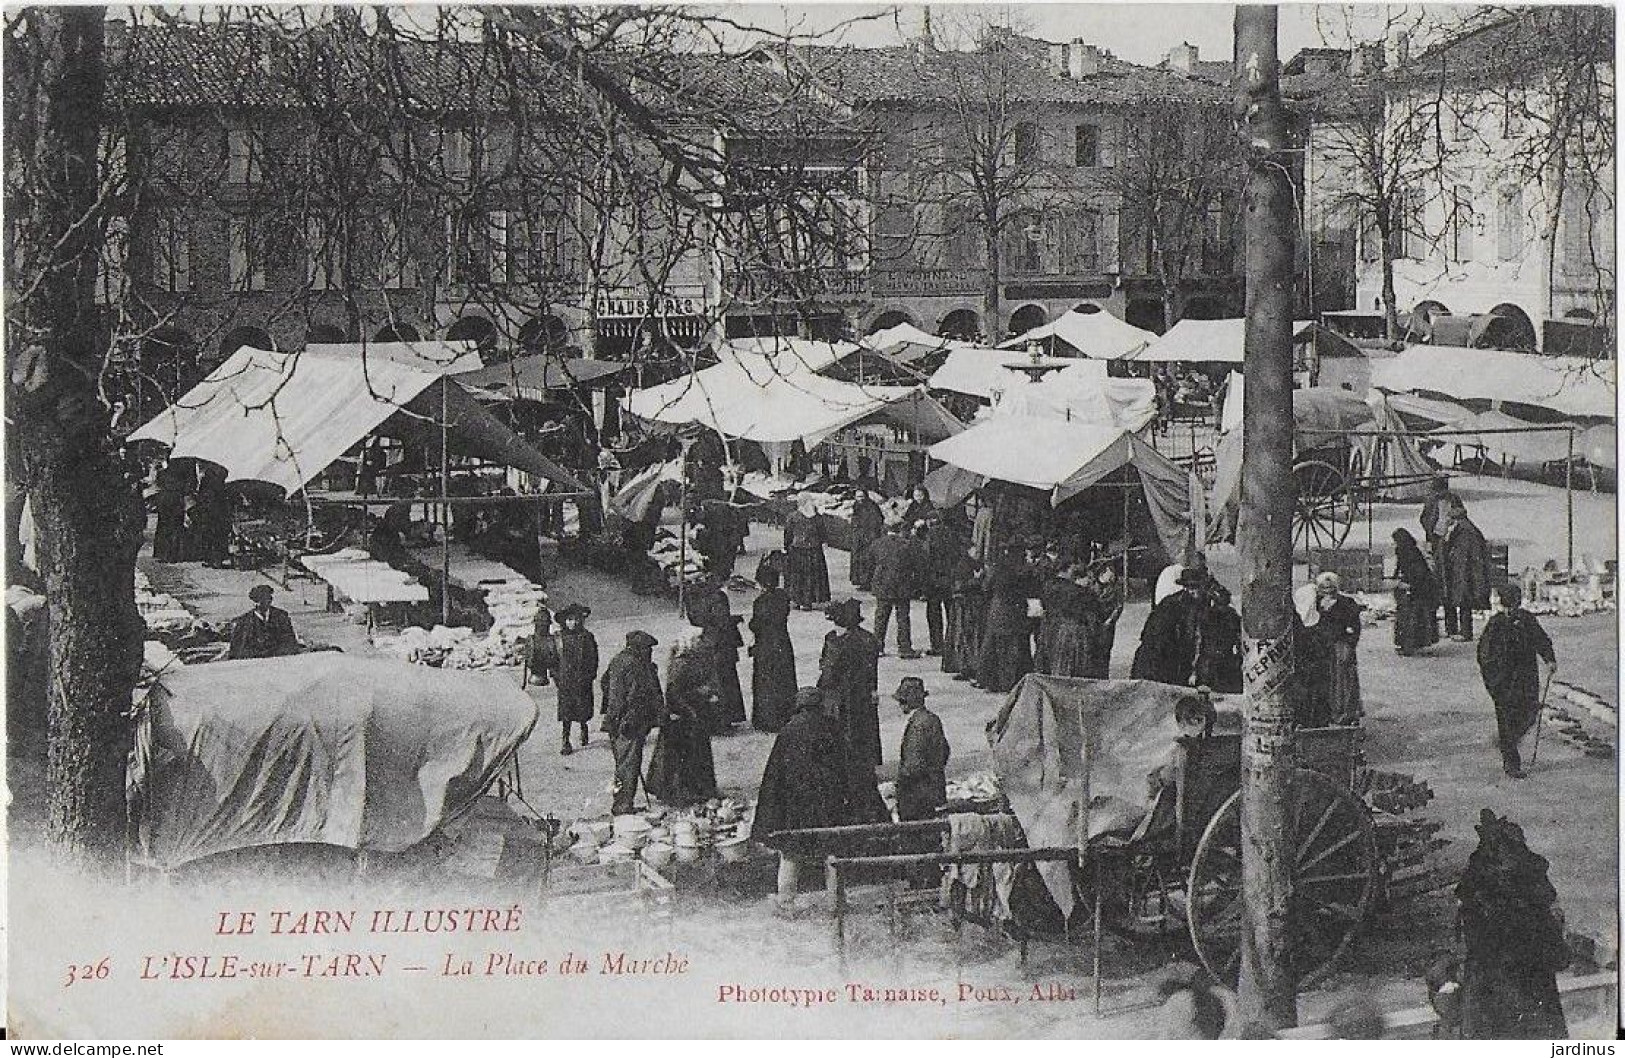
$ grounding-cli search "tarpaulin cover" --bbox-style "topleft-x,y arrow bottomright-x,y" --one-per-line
927,348 -> 1074,398
462,354 -> 629,400
302,341 -> 484,374
1128,318 -> 1316,363
1372,346 -> 1616,419
999,309 -> 1156,359
986,675 -> 1240,915
383,382 -> 588,492
131,654 -> 538,869
1443,409 -> 1576,466
129,346 -> 585,493
991,361 -> 1158,432
610,458 -> 685,521
863,323 -> 972,366
624,364 -> 961,446
927,416 -> 1196,560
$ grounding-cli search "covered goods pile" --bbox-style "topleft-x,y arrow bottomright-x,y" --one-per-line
650,525 -> 707,587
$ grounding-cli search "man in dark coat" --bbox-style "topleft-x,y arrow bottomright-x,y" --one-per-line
1193,584 -> 1243,693
697,500 -> 748,581
152,461 -> 189,563
1476,583 -> 1556,778
751,686 -> 855,903
1130,567 -> 1207,686
920,518 -> 958,656
847,491 -> 885,590
865,524 -> 922,659
600,630 -> 664,814
1419,475 -> 1460,561
554,604 -> 599,754
227,585 -> 300,660
1440,500 -> 1492,641
894,677 -> 950,821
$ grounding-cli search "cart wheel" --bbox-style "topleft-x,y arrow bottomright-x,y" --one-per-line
1292,459 -> 1355,552
1186,768 -> 1379,987
1088,852 -> 1186,939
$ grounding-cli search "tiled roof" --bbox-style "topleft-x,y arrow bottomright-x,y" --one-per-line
1396,7 -> 1612,85
788,41 -> 1231,109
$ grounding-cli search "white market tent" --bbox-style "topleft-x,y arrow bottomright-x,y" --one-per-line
990,361 -> 1158,433
927,347 -> 1074,399
622,362 -> 961,447
1127,318 -> 1317,363
717,335 -> 862,377
128,343 -> 585,494
1371,346 -> 1617,420
999,309 -> 1157,359
926,416 -> 1203,561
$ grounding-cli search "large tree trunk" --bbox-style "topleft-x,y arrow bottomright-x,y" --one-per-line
1234,6 -> 1300,1031
7,7 -> 145,870
982,224 -> 1003,341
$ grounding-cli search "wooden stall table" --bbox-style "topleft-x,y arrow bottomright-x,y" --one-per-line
301,552 -> 430,634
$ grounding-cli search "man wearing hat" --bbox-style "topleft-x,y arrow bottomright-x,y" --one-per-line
227,584 -> 300,660
894,677 -> 950,821
1131,567 -> 1208,686
600,630 -> 663,813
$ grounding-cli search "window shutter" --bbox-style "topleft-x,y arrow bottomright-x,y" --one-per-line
1102,210 -> 1120,271
1497,187 -> 1523,261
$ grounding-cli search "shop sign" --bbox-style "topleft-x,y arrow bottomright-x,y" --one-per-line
594,292 -> 707,319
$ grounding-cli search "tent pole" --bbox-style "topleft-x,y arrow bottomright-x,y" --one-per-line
677,465 -> 689,618
1566,426 -> 1574,571
441,381 -> 451,626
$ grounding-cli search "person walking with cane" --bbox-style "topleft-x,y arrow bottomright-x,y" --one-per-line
1476,584 -> 1556,779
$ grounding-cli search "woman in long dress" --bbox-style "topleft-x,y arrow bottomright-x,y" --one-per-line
1040,565 -> 1101,678
553,604 -> 599,755
942,551 -> 982,680
782,497 -> 831,609
847,491 -> 885,591
1392,528 -> 1441,655
645,630 -> 721,808
749,566 -> 797,732
977,548 -> 1035,692
1308,572 -> 1363,724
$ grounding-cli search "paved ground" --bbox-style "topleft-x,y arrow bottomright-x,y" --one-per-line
121,470 -> 1616,1034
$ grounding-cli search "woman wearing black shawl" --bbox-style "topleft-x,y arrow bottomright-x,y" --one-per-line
748,566 -> 797,732
976,548 -> 1035,692
1392,527 -> 1441,654
644,630 -> 721,807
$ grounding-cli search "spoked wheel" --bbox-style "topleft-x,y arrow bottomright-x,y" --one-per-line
1089,851 -> 1187,939
1186,768 -> 1379,987
1293,459 -> 1356,552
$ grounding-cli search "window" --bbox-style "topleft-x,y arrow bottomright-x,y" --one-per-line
97,215 -> 128,305
1013,123 -> 1041,166
1074,124 -> 1100,168
155,212 -> 190,293
1058,210 -> 1099,272
1203,201 -> 1229,271
445,213 -> 470,285
228,216 -> 266,291
1497,186 -> 1524,261
1561,182 -> 1596,270
484,210 -> 508,283
1005,215 -> 1045,275
1502,94 -> 1527,139
479,128 -> 508,177
226,129 -> 261,184
305,216 -> 347,290
1448,185 -> 1475,262
942,205 -> 979,268
1392,189 -> 1416,260
378,131 -> 408,182
374,211 -> 410,289
440,128 -> 473,178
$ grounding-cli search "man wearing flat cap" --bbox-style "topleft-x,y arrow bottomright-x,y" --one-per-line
227,584 -> 300,660
894,677 -> 950,821
601,629 -> 663,814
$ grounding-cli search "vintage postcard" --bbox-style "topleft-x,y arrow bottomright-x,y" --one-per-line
4,2 -> 1617,1039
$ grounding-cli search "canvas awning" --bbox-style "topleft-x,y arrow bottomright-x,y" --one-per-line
461,354 -> 629,400
128,346 -> 586,493
928,347 -> 1074,398
1372,346 -> 1616,419
862,322 -> 968,365
1127,318 -> 1317,363
623,365 -> 961,446
130,654 -> 538,870
989,361 -> 1158,432
927,416 -> 1199,559
999,309 -> 1156,359
986,675 -> 1241,915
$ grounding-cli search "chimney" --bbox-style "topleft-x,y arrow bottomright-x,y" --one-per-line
1167,41 -> 1198,74
1352,42 -> 1386,76
1050,41 -> 1067,76
1068,39 -> 1101,78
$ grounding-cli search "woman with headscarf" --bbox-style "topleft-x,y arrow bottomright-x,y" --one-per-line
816,599 -> 889,823
1392,527 -> 1441,655
152,460 -> 190,563
748,565 -> 797,733
1307,572 -> 1363,725
901,484 -> 934,529
943,549 -> 983,681
645,629 -> 721,807
782,497 -> 831,610
1038,562 -> 1101,678
1088,562 -> 1125,679
847,490 -> 885,591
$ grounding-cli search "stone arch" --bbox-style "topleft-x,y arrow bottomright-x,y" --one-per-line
1007,303 -> 1047,339
374,323 -> 421,342
518,315 -> 571,357
306,323 -> 347,344
868,309 -> 915,334
1480,303 -> 1538,351
937,308 -> 981,342
138,327 -> 199,403
1181,297 -> 1226,321
1071,302 -> 1103,315
217,325 -> 272,364
445,315 -> 498,356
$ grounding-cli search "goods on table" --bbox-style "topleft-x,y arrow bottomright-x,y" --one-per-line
649,525 -> 706,587
553,797 -> 755,872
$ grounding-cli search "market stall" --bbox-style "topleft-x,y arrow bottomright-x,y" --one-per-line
988,360 -> 1158,432
1125,317 -> 1318,364
999,308 -> 1156,360
1371,345 -> 1616,421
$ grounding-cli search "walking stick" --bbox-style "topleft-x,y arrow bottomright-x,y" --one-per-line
1528,667 -> 1556,768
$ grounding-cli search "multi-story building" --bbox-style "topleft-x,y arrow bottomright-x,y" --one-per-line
1299,11 -> 1615,355
797,30 -> 1244,339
